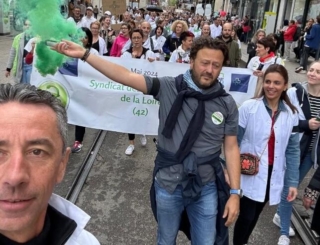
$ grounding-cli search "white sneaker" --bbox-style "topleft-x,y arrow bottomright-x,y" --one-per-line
140,135 -> 147,146
278,235 -> 290,245
125,144 -> 135,155
273,213 -> 295,237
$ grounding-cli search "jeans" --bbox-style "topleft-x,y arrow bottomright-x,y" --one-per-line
22,63 -> 32,84
277,152 -> 312,236
155,180 -> 218,245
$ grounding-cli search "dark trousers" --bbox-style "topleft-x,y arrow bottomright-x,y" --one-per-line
300,46 -> 312,70
128,134 -> 135,141
75,126 -> 85,142
233,165 -> 273,245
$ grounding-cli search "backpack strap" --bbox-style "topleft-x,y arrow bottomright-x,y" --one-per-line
274,57 -> 278,64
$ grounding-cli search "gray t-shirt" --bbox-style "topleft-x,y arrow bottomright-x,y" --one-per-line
145,75 -> 239,193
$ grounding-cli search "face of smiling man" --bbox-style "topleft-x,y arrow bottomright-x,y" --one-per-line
0,102 -> 70,243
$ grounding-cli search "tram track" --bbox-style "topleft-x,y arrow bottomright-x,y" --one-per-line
292,206 -> 319,245
65,130 -> 107,204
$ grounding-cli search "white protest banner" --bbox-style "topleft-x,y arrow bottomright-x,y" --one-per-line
31,57 -> 257,135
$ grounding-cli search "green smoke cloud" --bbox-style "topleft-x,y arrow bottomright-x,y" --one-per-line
16,0 -> 83,75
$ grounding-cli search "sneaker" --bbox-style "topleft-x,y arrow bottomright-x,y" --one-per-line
71,141 -> 83,153
125,144 -> 135,155
278,235 -> 290,245
273,213 -> 295,237
295,66 -> 303,72
140,135 -> 147,146
299,70 -> 307,74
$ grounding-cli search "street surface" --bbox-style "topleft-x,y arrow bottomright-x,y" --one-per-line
0,34 -> 310,245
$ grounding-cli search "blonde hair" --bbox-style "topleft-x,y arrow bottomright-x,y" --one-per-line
171,20 -> 188,33
90,21 -> 101,29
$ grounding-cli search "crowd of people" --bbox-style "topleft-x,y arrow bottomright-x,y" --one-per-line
3,3 -> 320,245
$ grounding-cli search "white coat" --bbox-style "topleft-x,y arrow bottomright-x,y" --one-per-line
239,98 -> 298,205
49,194 -> 100,245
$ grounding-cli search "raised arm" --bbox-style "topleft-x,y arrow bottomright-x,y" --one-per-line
54,40 -> 147,93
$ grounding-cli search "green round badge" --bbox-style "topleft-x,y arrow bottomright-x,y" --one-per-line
38,81 -> 69,108
212,112 -> 224,125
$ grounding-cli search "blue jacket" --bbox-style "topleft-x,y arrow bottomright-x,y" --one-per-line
305,23 -> 320,50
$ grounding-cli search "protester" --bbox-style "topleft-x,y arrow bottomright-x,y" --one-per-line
210,17 -> 222,38
296,16 -> 320,74
5,19 -> 32,83
90,21 -> 107,55
233,64 -> 299,245
169,31 -> 194,63
100,17 -> 116,55
71,27 -> 99,153
231,27 -> 241,49
151,26 -> 166,61
200,23 -> 211,37
121,29 -> 155,155
303,164 -> 320,242
81,6 -> 97,28
246,29 -> 266,65
110,23 -> 131,57
247,37 -> 284,96
0,83 -> 100,244
67,7 -> 82,28
274,61 -> 320,242
54,36 -> 241,245
217,22 -> 240,67
162,20 -> 188,61
283,20 -> 297,61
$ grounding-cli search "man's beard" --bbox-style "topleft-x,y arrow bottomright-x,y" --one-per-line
191,70 -> 217,89
222,34 -> 230,40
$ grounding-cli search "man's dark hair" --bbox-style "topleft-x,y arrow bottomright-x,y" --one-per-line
190,37 -> 229,65
0,84 -> 68,152
257,37 -> 276,53
317,15 -> 320,24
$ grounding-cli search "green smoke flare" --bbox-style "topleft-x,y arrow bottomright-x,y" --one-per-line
16,0 -> 83,75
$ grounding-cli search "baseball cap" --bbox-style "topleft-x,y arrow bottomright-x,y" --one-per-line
87,7 -> 93,11
105,11 -> 111,15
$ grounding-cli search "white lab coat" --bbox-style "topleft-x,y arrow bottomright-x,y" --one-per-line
49,194 -> 100,244
239,98 -> 298,205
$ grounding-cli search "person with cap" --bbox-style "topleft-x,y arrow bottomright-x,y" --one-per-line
104,10 -> 112,17
80,6 -> 97,29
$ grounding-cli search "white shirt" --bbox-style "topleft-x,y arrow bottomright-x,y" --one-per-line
67,17 -> 82,28
80,16 -> 97,28
247,56 -> 284,71
121,49 -> 156,60
151,35 -> 166,61
210,24 -> 222,38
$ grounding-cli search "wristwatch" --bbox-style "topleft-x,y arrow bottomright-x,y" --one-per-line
230,189 -> 243,198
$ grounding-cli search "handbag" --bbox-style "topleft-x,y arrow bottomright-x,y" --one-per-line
240,127 -> 273,175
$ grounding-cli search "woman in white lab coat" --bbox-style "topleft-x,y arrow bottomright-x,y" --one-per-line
233,64 -> 300,245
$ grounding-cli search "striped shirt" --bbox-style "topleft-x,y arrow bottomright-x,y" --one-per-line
309,94 -> 320,150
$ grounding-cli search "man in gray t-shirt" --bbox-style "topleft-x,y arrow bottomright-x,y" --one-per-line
55,37 -> 241,245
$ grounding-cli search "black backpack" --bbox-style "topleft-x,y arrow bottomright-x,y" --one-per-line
293,26 -> 301,42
